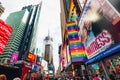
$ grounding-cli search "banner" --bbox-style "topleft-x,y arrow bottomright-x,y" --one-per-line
9,51 -> 19,63
66,21 -> 87,62
26,52 -> 36,63
79,0 -> 120,59
0,19 -> 13,54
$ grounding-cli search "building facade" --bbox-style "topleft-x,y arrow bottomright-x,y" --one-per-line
0,4 -> 42,63
60,0 -> 87,78
0,2 -> 5,17
80,0 -> 120,79
43,34 -> 55,76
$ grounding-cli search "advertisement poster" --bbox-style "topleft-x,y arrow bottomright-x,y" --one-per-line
79,0 -> 120,59
36,56 -> 42,66
9,51 -> 19,63
26,52 -> 36,63
61,44 -> 67,68
66,45 -> 71,65
0,19 -> 13,54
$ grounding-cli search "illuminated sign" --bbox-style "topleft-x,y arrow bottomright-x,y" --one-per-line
0,19 -> 13,39
10,52 -> 19,63
0,19 -> 13,54
0,36 -> 8,53
36,56 -> 42,65
79,0 -> 120,59
69,0 -> 78,21
86,30 -> 112,58
26,52 -> 36,63
66,21 -> 87,62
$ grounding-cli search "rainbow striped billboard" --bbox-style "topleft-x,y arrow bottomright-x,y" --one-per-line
66,21 -> 87,62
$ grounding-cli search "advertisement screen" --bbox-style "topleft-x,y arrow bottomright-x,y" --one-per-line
92,63 -> 99,70
66,45 -> 71,64
62,44 -> 67,67
26,52 -> 36,63
79,0 -> 120,59
0,19 -> 13,39
36,56 -> 42,65
0,19 -> 13,54
0,36 -> 8,54
10,52 -> 19,63
66,21 -> 87,62
32,64 -> 38,73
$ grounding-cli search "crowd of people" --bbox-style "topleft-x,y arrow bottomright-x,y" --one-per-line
0,74 -> 20,80
0,73 -> 117,80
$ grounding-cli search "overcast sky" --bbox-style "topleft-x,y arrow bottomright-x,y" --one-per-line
0,0 -> 62,71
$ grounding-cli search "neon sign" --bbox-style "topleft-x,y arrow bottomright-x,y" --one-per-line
26,52 -> 36,63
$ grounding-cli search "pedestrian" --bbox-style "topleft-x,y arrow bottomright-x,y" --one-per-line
101,76 -> 105,80
0,74 -> 7,80
93,74 -> 101,80
13,77 -> 21,80
109,74 -> 115,80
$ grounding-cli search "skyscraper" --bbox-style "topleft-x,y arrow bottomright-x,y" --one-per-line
0,2 -> 5,17
0,3 -> 42,62
43,34 -> 55,75
43,34 -> 53,65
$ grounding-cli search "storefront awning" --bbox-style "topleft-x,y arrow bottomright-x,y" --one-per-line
86,42 -> 120,64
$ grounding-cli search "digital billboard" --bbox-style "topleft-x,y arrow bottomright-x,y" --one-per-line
66,21 -> 87,62
61,44 -> 67,68
0,19 -> 13,39
9,51 -> 19,63
26,52 -> 36,63
0,19 -> 13,54
69,0 -> 78,21
0,36 -> 8,53
66,45 -> 71,65
79,0 -> 120,59
36,56 -> 42,65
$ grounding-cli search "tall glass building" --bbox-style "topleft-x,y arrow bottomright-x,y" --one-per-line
0,4 -> 42,62
0,2 -> 5,16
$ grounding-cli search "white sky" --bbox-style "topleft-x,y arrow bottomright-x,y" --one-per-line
0,0 -> 62,71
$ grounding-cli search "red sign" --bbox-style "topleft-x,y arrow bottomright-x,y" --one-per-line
26,52 -> 36,63
0,19 -> 12,39
0,19 -> 13,54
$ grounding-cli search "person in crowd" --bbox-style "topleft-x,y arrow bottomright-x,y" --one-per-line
109,74 -> 116,80
0,74 -> 7,80
101,76 -> 105,80
13,77 -> 21,80
93,74 -> 101,80
82,20 -> 95,46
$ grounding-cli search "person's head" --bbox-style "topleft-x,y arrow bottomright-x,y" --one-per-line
13,77 -> 21,80
0,74 -> 7,80
95,74 -> 98,77
84,20 -> 91,30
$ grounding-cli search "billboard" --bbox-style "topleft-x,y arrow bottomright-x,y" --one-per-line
61,44 -> 67,68
0,36 -> 8,53
26,52 -> 36,63
66,21 -> 87,62
9,51 -> 19,63
36,56 -> 42,65
0,19 -> 13,54
66,45 -> 71,65
0,19 -> 13,39
69,0 -> 78,21
79,0 -> 120,59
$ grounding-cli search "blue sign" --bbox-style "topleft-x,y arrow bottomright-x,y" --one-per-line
86,42 -> 120,64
